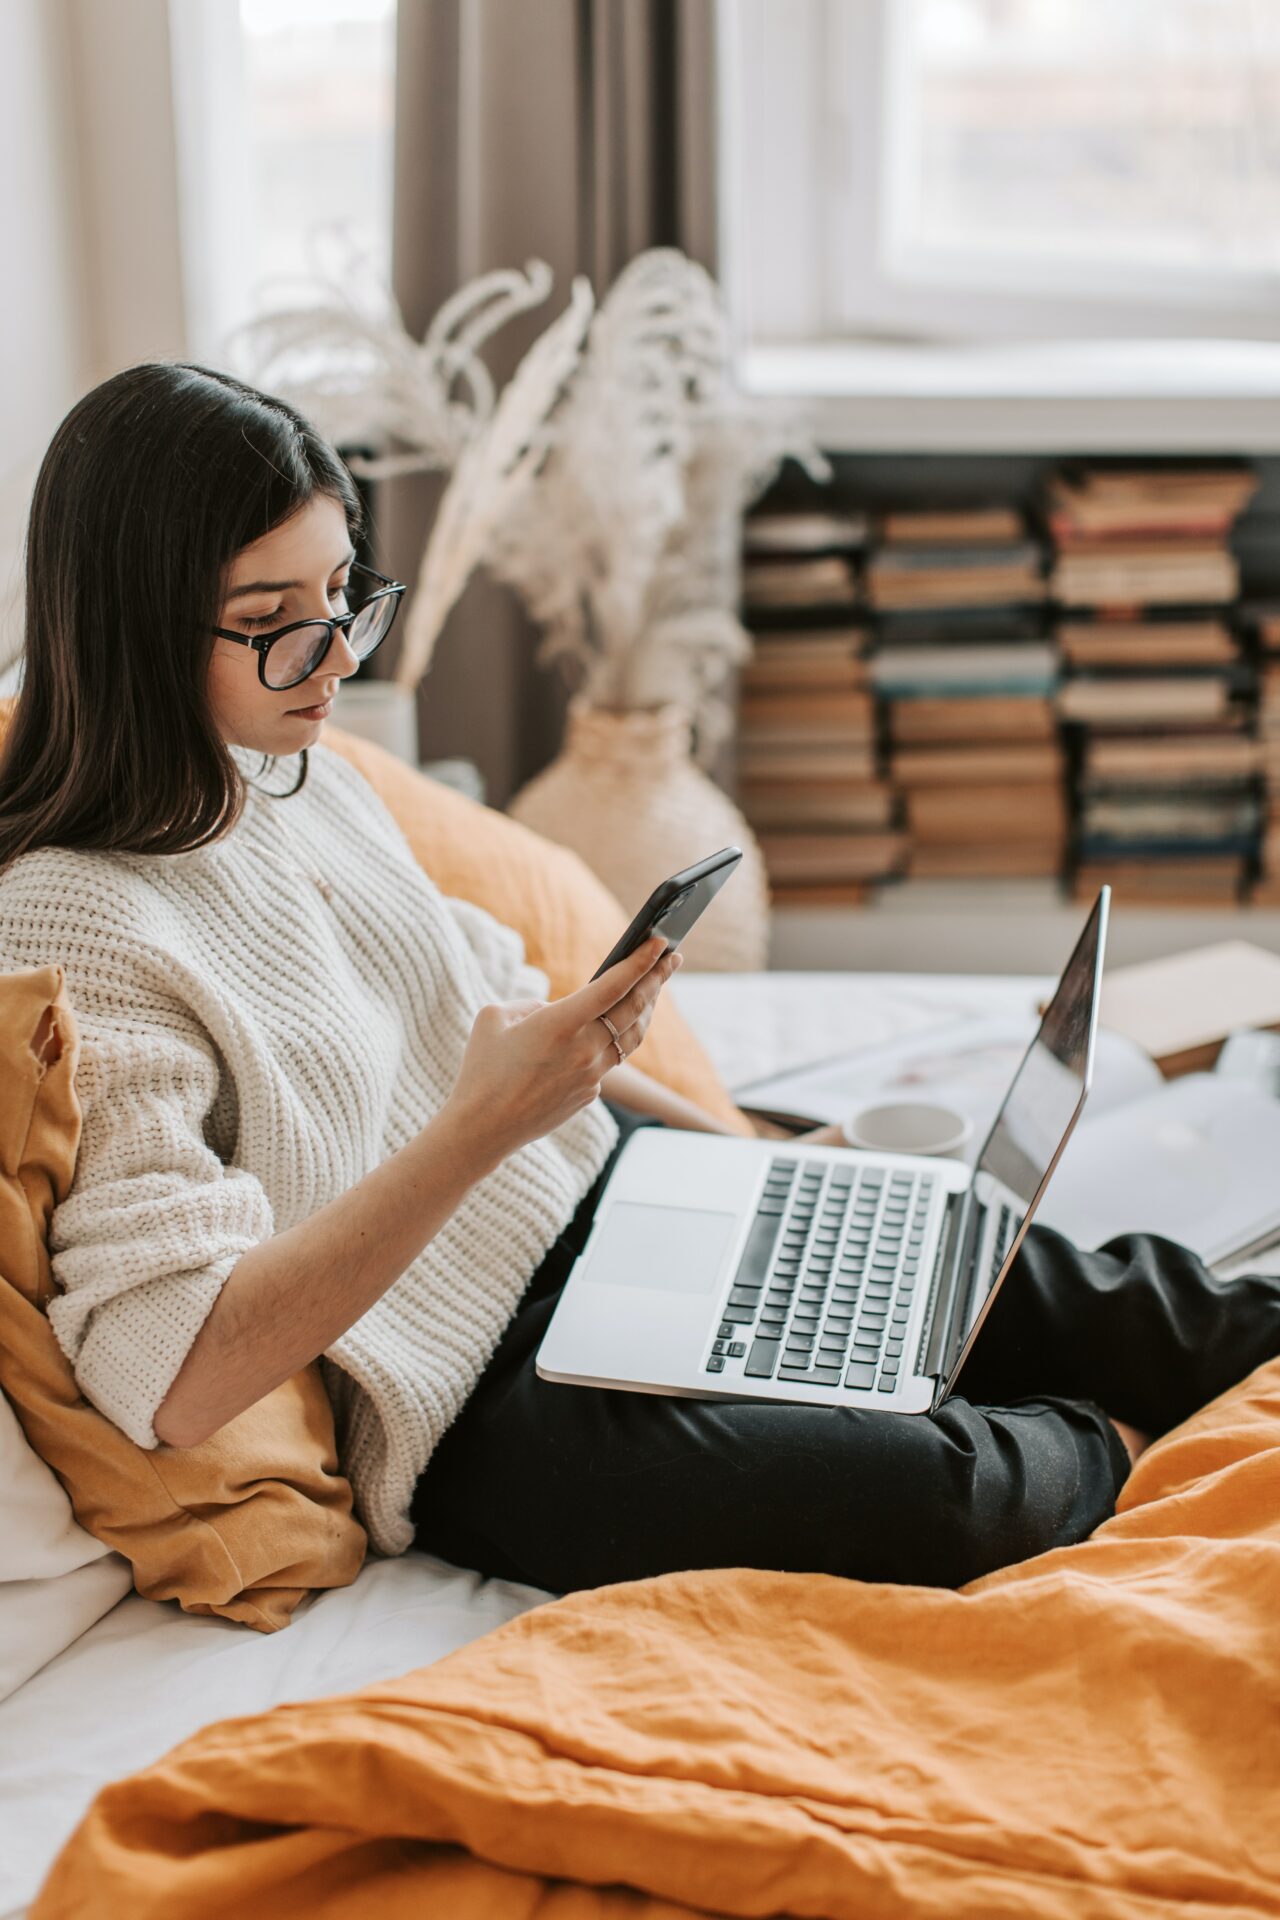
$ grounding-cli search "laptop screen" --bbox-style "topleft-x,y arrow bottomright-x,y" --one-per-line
941,889 -> 1109,1386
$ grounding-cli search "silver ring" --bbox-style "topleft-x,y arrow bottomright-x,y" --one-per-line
599,1013 -> 627,1064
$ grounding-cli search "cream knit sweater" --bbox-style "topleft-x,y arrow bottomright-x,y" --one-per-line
0,746 -> 618,1553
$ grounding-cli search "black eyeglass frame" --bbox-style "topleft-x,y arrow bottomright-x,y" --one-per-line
211,559 -> 406,691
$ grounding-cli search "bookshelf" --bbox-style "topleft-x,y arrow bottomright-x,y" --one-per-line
737,451 -> 1280,969
769,893 -> 1280,974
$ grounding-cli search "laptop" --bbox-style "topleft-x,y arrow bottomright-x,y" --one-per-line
537,888 -> 1109,1415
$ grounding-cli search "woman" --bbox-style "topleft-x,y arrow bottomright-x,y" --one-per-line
1,363 -> 1275,1593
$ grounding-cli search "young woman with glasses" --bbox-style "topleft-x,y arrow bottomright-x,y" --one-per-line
3,361 -> 1274,1599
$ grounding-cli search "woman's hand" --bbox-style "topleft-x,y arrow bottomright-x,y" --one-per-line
443,936 -> 681,1166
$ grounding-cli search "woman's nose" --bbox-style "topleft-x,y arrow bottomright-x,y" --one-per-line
329,626 -> 362,678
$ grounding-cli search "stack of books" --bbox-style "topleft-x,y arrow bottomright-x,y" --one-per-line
1242,603 -> 1280,905
741,509 -> 864,621
738,509 -> 906,904
1047,464 -> 1261,908
867,509 -> 1064,880
865,509 -> 1043,614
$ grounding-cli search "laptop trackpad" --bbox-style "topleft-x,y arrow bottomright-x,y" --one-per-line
583,1202 -> 737,1295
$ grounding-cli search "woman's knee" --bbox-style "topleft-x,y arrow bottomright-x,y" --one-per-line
919,1396 -> 1127,1587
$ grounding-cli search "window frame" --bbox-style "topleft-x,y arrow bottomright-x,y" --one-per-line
724,0 -> 1280,352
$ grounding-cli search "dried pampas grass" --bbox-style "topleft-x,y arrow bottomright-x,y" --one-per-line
230,237 -> 828,762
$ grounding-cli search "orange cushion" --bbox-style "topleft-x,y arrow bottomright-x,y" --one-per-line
0,965 -> 367,1632
323,727 -> 753,1136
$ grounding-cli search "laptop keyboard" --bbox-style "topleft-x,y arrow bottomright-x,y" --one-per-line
705,1157 -> 936,1396
989,1204 -> 1014,1288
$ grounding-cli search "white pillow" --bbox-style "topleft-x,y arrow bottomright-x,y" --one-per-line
0,1390 -> 131,1700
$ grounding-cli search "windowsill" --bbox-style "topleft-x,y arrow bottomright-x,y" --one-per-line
738,338 -> 1280,453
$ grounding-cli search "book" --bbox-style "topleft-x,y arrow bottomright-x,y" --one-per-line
1083,733 -> 1261,782
1047,465 -> 1258,542
757,830 -> 908,884
737,743 -> 880,782
905,782 -> 1066,844
1072,859 -> 1245,908
743,555 -> 858,610
1056,676 -> 1236,727
742,633 -> 868,694
1037,1073 -> 1280,1263
871,604 -> 1047,646
741,658 -> 870,694
1050,543 -> 1240,608
889,694 -> 1057,745
1077,834 -> 1257,861
732,1011 -> 1162,1143
1095,940 -> 1280,1075
739,779 -> 896,831
769,881 -> 872,908
877,507 -> 1025,546
1057,617 -> 1237,670
869,542 -> 1043,575
870,642 -> 1058,698
743,509 -> 870,555
1079,790 -> 1260,843
740,689 -> 875,731
865,558 -> 1045,612
890,742 -> 1064,788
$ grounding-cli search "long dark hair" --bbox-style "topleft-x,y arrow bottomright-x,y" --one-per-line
0,361 -> 364,871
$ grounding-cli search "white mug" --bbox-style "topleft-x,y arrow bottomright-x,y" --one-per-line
841,1099 -> 973,1159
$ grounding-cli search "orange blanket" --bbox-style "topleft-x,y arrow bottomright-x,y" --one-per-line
34,1354 -> 1280,1920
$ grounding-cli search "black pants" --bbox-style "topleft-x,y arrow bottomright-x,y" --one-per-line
410,1104 -> 1280,1592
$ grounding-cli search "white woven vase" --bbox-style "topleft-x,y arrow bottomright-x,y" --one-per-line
508,699 -> 771,971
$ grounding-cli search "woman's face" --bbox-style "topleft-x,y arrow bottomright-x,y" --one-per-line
208,494 -> 361,756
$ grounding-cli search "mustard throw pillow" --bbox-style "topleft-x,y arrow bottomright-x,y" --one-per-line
324,727 -> 754,1136
0,966 -> 367,1633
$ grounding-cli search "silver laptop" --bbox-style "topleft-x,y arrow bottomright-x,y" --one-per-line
537,888 -> 1109,1415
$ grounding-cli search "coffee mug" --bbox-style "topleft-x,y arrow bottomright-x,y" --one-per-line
841,1099 -> 973,1158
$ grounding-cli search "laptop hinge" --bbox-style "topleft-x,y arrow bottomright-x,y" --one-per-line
924,1190 -> 986,1384
919,1190 -> 969,1380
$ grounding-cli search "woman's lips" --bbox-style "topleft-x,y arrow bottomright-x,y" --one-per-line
288,698 -> 333,721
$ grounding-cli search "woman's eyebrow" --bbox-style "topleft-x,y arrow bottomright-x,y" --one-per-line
226,547 -> 357,599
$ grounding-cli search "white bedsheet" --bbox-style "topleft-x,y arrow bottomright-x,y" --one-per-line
0,1555 -> 549,1919
0,970 -> 1033,1918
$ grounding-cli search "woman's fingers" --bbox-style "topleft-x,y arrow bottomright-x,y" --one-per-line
604,955 -> 682,1059
563,936 -> 668,1028
606,949 -> 682,1036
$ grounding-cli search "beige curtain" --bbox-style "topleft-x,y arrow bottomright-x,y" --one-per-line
382,0 -> 718,805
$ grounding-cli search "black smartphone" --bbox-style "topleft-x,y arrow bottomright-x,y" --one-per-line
591,847 -> 743,980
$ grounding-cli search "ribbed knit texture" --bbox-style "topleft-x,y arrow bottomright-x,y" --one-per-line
0,746 -> 617,1553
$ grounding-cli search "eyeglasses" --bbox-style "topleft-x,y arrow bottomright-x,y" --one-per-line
211,560 -> 406,691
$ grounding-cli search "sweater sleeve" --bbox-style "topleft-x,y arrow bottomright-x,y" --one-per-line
441,894 -> 551,1005
11,929 -> 275,1451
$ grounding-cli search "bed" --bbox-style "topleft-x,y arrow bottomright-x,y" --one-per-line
0,967 -> 1045,1919
6,967 -> 1279,1920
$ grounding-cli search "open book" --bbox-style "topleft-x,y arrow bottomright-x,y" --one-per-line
736,1017 -> 1280,1270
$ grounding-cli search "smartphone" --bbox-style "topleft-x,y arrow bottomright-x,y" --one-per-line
591,847 -> 743,980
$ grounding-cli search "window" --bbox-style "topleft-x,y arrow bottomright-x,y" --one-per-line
724,0 -> 1280,348
169,0 -> 397,367
239,0 -> 397,296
